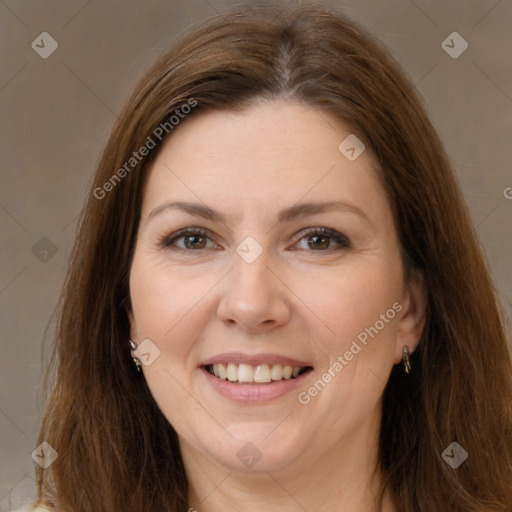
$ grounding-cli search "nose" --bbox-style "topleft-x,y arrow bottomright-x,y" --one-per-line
216,246 -> 291,333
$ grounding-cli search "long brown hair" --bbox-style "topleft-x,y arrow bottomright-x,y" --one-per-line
35,2 -> 512,511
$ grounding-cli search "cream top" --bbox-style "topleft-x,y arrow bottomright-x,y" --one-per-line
12,506 -> 51,512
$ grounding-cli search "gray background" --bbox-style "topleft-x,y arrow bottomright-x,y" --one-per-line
1,0 -> 511,509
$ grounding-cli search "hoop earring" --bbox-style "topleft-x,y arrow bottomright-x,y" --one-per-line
402,345 -> 412,374
129,339 -> 142,373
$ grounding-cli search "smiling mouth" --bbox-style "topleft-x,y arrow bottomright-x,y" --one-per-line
204,363 -> 313,384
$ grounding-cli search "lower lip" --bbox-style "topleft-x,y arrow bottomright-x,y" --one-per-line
200,367 -> 312,403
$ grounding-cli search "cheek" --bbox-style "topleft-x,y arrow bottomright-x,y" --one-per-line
129,258 -> 217,351
142,361 -> 228,451
293,261 -> 403,387
290,270 -> 402,431
129,261 -> 214,431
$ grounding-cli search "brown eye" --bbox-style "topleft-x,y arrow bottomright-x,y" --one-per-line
307,234 -> 331,250
182,234 -> 207,249
161,228 -> 216,251
294,227 -> 351,251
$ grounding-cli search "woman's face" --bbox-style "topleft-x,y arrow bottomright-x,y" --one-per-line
128,99 -> 424,473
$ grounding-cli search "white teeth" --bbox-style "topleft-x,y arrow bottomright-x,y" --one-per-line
208,363 -> 307,383
253,365 -> 271,383
226,363 -> 238,382
271,364 -> 283,380
238,364 -> 254,383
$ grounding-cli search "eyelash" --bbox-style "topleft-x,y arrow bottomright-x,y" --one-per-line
159,227 -> 351,253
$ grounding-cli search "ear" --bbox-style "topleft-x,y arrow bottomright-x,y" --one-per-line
127,306 -> 139,351
394,269 -> 427,364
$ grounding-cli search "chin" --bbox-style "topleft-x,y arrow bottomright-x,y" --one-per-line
200,426 -> 307,473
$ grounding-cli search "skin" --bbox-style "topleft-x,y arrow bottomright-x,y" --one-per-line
128,99 -> 426,512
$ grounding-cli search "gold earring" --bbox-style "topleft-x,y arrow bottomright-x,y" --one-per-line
402,345 -> 412,374
129,340 -> 142,373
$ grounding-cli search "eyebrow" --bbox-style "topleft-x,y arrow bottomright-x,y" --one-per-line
147,200 -> 371,226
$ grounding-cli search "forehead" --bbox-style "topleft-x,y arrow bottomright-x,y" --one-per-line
140,99 -> 389,226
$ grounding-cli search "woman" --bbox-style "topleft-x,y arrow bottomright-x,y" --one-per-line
26,2 -> 512,511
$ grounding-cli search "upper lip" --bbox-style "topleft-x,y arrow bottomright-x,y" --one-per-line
201,352 -> 313,368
